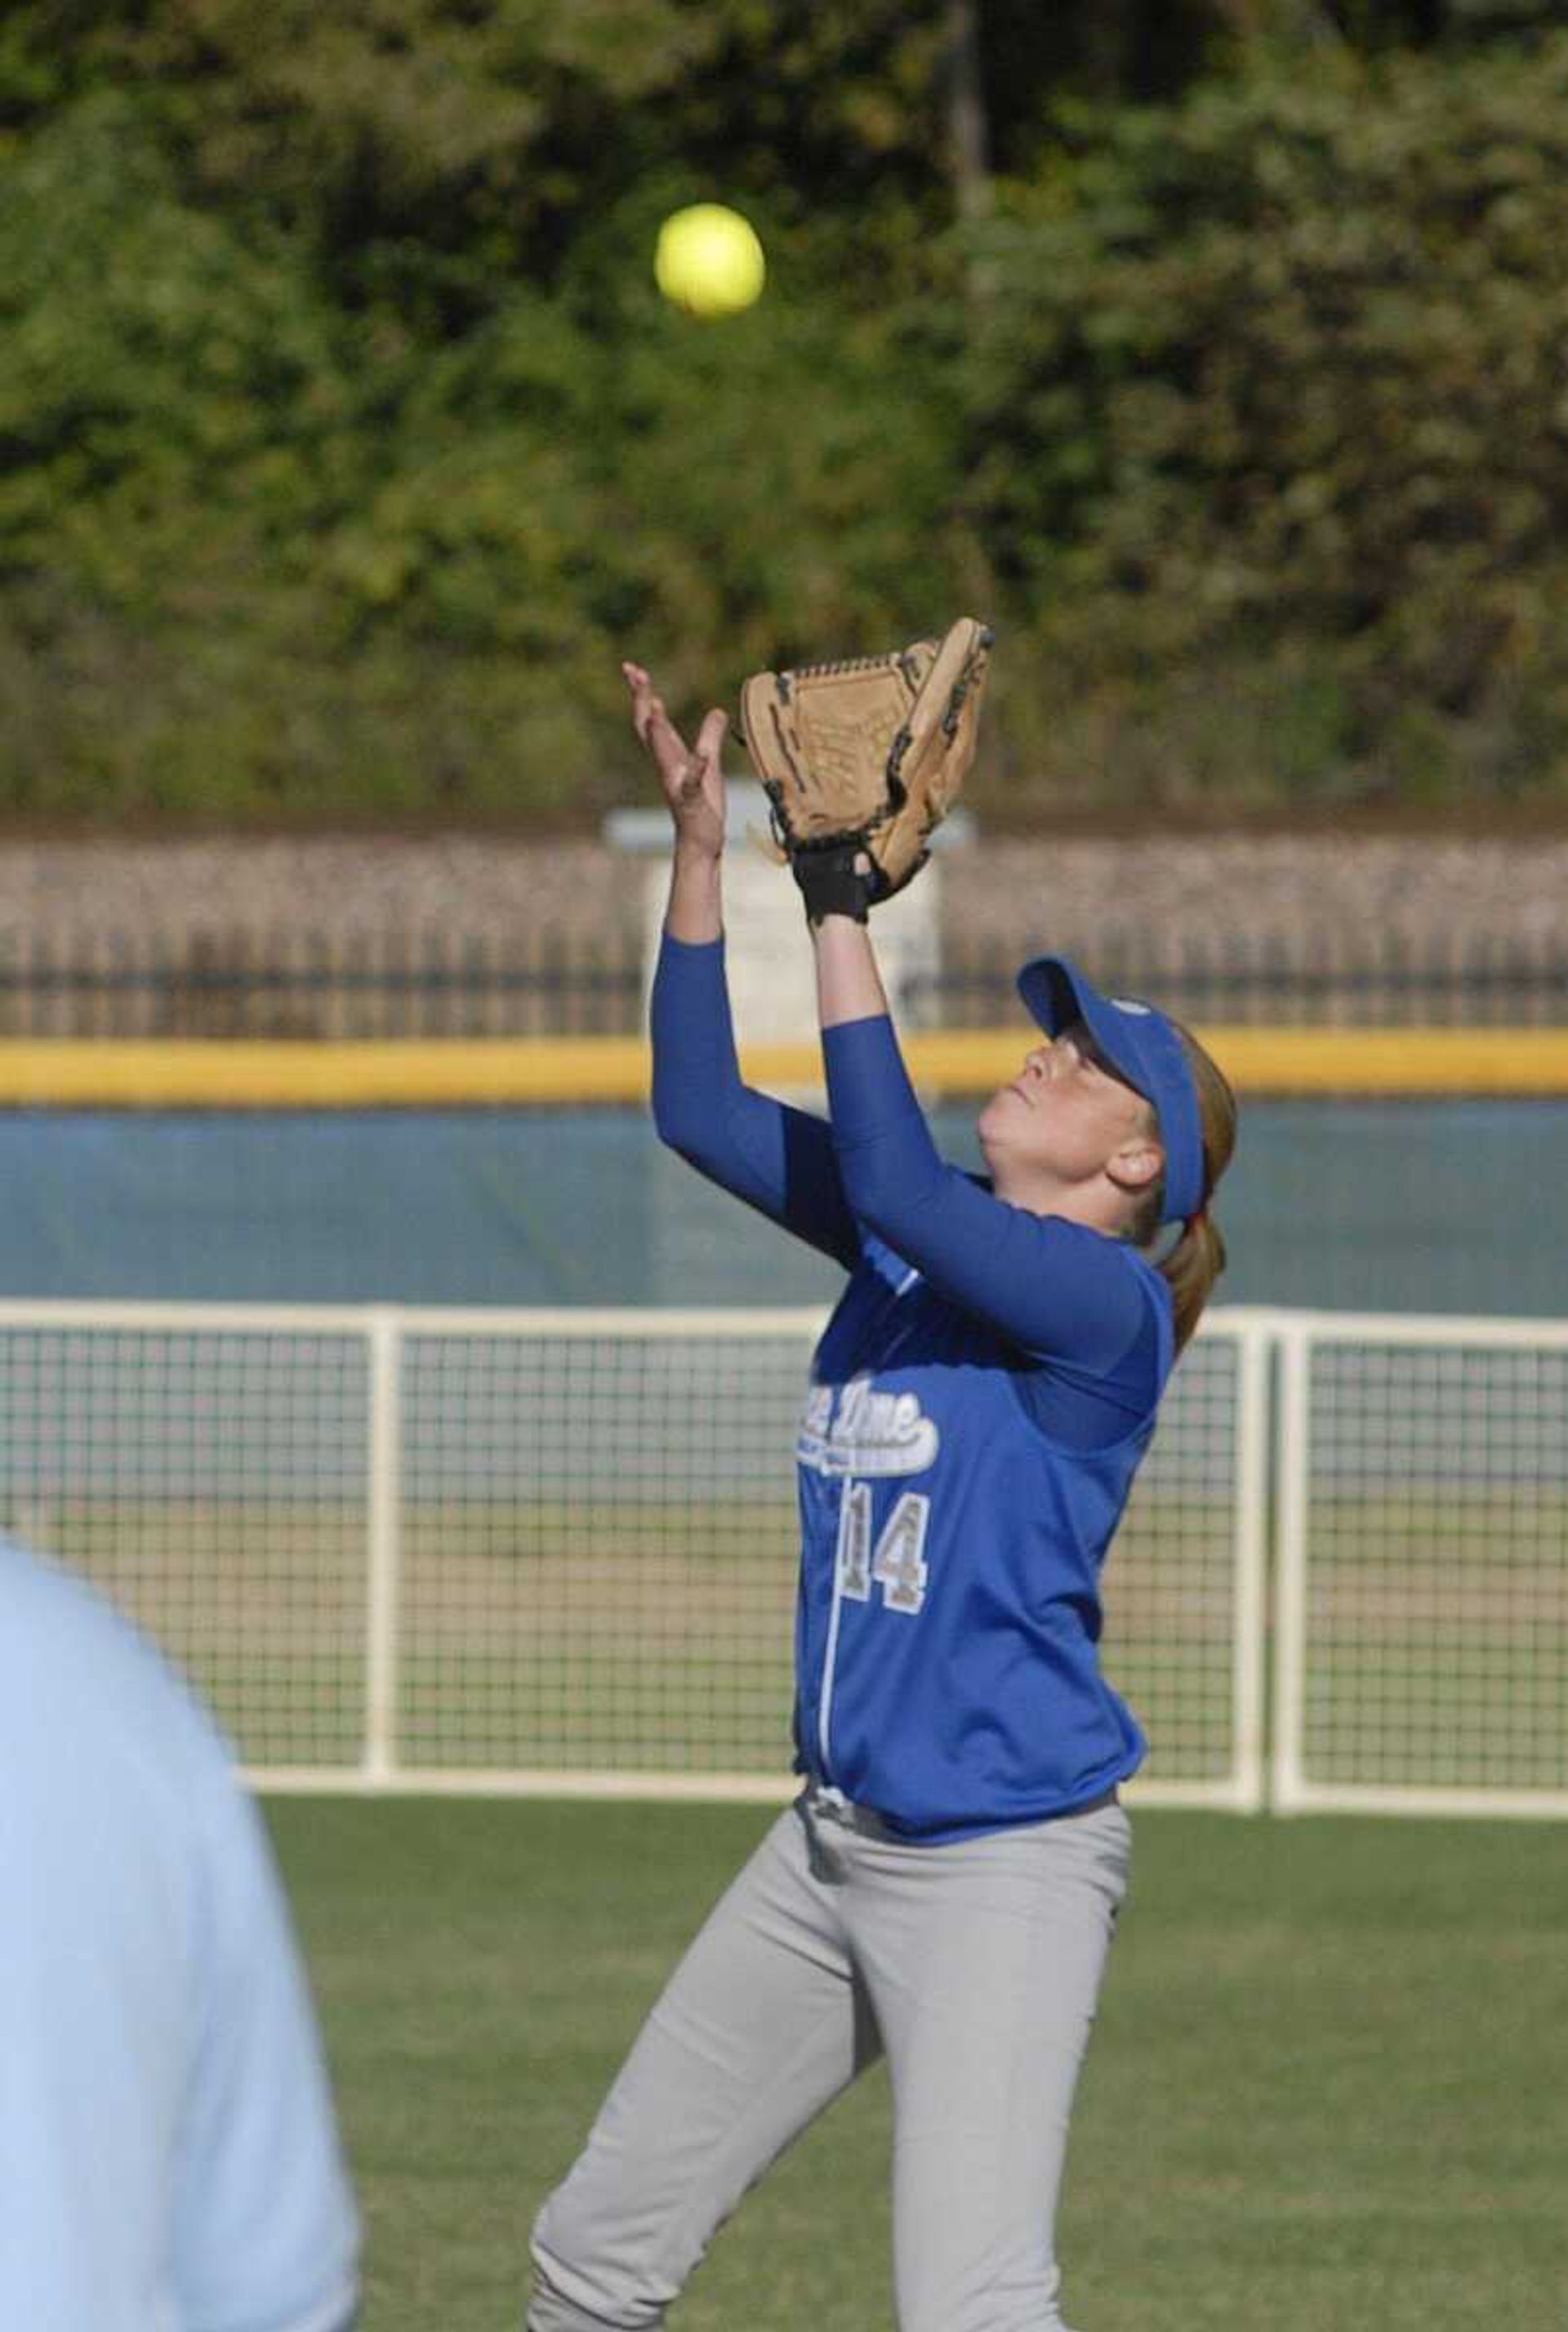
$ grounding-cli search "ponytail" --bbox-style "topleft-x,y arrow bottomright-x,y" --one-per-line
1160,1209 -> 1229,1355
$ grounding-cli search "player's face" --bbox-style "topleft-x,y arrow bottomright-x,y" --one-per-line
977,1019 -> 1162,1209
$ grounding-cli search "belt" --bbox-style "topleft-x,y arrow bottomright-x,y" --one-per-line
800,1780 -> 1120,1839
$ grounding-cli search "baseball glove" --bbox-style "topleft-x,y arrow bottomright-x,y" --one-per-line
738,616 -> 994,924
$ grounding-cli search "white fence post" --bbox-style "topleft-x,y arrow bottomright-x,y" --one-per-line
1271,1322 -> 1313,1814
1232,1317 -> 1274,1811
363,1308 -> 403,1787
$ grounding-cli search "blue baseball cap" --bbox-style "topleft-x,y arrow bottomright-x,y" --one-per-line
1015,955 -> 1206,1226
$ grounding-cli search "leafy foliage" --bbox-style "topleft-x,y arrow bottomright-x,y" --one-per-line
960,33 -> 1568,808
0,4 -> 1561,822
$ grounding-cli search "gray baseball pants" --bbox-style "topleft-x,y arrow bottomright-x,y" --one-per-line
528,1782 -> 1131,2332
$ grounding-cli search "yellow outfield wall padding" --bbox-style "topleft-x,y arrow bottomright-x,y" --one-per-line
0,1038 -> 653,1109
0,1027 -> 1564,1108
1192,1027 -> 1568,1097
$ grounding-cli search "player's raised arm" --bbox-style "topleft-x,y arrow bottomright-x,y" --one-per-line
622,662 -> 858,1269
808,908 -> 1147,1366
804,886 -> 1233,1379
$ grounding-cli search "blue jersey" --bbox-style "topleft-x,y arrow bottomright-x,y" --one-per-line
794,1229 -> 1169,1839
0,1536 -> 360,2332
652,933 -> 1175,1843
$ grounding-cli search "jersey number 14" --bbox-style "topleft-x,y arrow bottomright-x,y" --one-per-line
835,1484 -> 931,1616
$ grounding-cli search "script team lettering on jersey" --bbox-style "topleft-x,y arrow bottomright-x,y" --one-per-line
796,1374 -> 941,1478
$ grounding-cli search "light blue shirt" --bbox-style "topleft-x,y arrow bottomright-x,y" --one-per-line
0,1536 -> 360,2331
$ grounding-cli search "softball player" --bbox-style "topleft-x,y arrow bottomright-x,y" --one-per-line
528,670 -> 1236,2332
0,1533 -> 360,2332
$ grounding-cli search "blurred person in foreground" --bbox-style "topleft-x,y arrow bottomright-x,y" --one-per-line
0,1531 -> 360,2332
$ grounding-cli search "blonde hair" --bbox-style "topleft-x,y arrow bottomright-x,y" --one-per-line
1126,1023 -> 1238,1355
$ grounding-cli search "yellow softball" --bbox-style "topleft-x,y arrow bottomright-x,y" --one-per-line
654,204 -> 766,320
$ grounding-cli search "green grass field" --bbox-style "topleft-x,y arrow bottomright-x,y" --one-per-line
270,1799 -> 1568,2332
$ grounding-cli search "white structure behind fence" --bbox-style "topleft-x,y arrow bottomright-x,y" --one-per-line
0,1300 -> 1562,1818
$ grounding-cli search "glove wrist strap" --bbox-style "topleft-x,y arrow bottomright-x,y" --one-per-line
791,842 -> 875,927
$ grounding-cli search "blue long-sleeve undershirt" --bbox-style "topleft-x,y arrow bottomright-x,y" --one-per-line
650,931 -> 859,1269
650,932 -> 1165,1425
822,1011 -> 1164,1375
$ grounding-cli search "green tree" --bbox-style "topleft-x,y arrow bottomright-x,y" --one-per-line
0,5 -> 1562,822
959,32 -> 1568,809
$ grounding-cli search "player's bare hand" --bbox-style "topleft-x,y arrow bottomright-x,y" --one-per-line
623,662 -> 727,861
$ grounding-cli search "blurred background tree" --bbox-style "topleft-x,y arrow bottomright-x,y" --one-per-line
0,0 -> 1561,824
